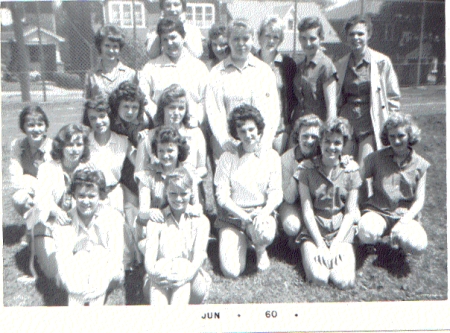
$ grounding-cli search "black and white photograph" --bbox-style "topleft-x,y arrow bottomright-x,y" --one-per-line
1,0 -> 447,330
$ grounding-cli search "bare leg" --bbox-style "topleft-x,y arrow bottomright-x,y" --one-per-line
218,227 -> 247,278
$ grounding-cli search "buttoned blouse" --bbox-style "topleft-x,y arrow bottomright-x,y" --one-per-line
138,49 -> 209,122
9,137 -> 53,190
85,60 -> 137,100
134,162 -> 169,209
293,50 -> 337,121
362,147 -> 430,218
214,146 -> 282,209
88,132 -> 130,187
135,126 -> 206,183
53,204 -> 124,278
340,52 -> 372,136
204,54 -> 281,150
154,205 -> 209,261
295,156 -> 361,233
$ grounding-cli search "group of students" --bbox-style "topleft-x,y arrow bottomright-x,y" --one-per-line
9,0 -> 430,306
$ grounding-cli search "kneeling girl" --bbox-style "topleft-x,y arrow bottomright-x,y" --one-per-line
295,117 -> 361,289
144,167 -> 210,305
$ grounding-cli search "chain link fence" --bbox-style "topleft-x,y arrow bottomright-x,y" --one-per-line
1,0 -> 445,103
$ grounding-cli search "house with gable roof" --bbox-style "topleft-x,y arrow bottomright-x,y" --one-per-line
225,1 -> 341,57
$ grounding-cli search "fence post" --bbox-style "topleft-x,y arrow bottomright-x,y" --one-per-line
10,2 -> 31,102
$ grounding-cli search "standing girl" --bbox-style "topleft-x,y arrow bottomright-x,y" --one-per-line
336,15 -> 400,170
293,17 -> 337,124
85,25 -> 137,100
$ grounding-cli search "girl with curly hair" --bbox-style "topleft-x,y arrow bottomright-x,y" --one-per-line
358,113 -> 429,255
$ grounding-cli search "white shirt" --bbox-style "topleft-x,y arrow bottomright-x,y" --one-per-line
88,132 -> 131,186
214,147 -> 282,209
205,54 -> 281,151
138,49 -> 209,124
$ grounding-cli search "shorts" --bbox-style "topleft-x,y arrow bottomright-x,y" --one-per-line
295,214 -> 357,247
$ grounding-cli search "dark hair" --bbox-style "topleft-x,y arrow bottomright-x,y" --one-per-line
82,97 -> 111,127
51,124 -> 90,162
19,105 -> 49,133
344,14 -> 373,38
159,0 -> 186,12
228,104 -> 265,141
109,81 -> 147,122
380,113 -> 421,147
164,166 -> 194,193
155,84 -> 189,127
208,23 -> 229,61
94,25 -> 126,54
291,114 -> 323,145
320,117 -> 353,146
151,125 -> 189,162
298,16 -> 324,40
70,168 -> 107,200
157,18 -> 186,39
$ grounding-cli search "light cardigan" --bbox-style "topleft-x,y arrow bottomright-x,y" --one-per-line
335,48 -> 401,149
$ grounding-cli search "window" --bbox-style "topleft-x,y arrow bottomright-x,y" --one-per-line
109,1 -> 145,28
186,4 -> 214,28
288,19 -> 294,31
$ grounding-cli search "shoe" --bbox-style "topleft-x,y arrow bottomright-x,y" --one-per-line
256,250 -> 270,271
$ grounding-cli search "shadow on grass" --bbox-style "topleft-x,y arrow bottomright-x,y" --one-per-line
206,237 -> 259,278
3,224 -> 26,246
372,243 -> 411,278
124,265 -> 146,305
15,247 -> 67,305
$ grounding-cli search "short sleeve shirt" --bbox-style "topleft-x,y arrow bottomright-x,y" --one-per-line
156,205 -> 209,261
293,50 -> 337,121
214,146 -> 282,209
134,163 -> 168,210
295,156 -> 362,234
9,137 -> 53,190
84,61 -> 137,100
363,147 -> 430,218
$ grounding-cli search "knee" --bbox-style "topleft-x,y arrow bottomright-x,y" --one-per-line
394,223 -> 428,255
250,219 -> 276,247
358,213 -> 385,244
282,215 -> 301,237
306,269 -> 329,286
220,261 -> 242,279
332,273 -> 355,290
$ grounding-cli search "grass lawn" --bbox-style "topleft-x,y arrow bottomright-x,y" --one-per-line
2,88 -> 447,305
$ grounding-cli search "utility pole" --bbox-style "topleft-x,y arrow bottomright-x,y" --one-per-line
10,2 -> 31,102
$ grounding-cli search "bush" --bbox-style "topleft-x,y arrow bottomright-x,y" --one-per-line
52,72 -> 83,89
